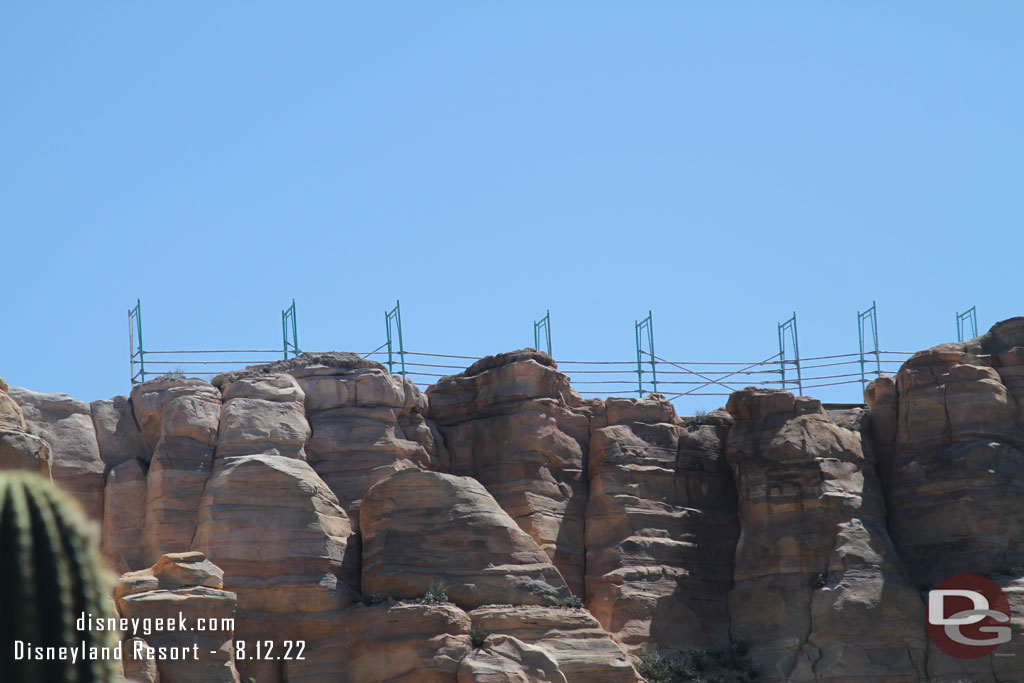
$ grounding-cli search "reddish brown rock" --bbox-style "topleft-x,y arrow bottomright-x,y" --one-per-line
427,350 -> 589,595
725,388 -> 926,682
102,458 -> 148,573
217,374 -> 310,459
291,602 -> 472,683
468,606 -> 640,682
191,453 -> 357,681
878,319 -> 1024,587
216,353 -> 444,528
585,395 -> 738,655
457,634 -> 567,683
361,469 -> 572,609
90,395 -> 149,469
9,385 -> 106,519
130,378 -> 222,565
116,552 -> 239,683
122,637 -> 160,682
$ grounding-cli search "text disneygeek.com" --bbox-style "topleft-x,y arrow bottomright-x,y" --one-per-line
12,612 -> 305,663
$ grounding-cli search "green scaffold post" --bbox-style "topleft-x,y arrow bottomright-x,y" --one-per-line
778,312 -> 803,395
534,310 -> 552,356
282,299 -> 300,359
956,306 -> 978,342
385,299 -> 406,376
128,299 -> 145,384
635,311 -> 657,397
857,301 -> 881,389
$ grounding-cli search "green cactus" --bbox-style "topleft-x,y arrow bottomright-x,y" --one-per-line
0,472 -> 119,682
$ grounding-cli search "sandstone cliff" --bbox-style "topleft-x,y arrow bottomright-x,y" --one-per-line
2,319 -> 1023,682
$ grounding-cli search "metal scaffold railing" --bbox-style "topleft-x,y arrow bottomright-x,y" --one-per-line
534,310 -> 552,356
957,306 -> 978,342
635,311 -> 657,397
384,299 -> 406,377
125,297 -> 929,403
778,312 -> 803,395
282,299 -> 300,359
858,301 -> 881,389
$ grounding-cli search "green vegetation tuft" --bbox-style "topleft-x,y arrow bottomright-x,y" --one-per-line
421,581 -> 450,604
556,594 -> 585,609
469,625 -> 489,648
684,409 -> 709,430
638,642 -> 760,682
355,591 -> 389,606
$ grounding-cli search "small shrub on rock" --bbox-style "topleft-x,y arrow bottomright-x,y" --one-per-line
469,625 -> 489,648
421,581 -> 449,604
556,594 -> 584,609
637,642 -> 760,682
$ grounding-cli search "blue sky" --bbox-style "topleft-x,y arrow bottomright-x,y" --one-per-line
2,3 -> 1021,414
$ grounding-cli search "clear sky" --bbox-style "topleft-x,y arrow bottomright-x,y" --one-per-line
3,3 -> 1021,414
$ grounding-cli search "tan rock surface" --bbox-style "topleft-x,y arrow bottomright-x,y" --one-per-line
361,469 -> 572,609
215,353 -> 444,528
91,395 -> 150,469
0,378 -> 26,430
725,388 -> 926,682
0,427 -> 51,476
191,453 -> 357,681
427,350 -> 589,595
586,395 -> 737,655
102,458 -> 148,572
131,378 -> 222,565
122,637 -> 160,683
468,606 -> 640,682
116,552 -> 238,683
457,635 -> 567,683
9,385 -> 106,519
291,602 -> 472,683
875,319 -> 1024,588
217,373 -> 310,459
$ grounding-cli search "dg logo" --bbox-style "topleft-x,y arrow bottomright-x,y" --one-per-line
927,573 -> 1012,659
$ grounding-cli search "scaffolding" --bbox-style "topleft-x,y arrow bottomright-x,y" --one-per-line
282,299 -> 300,359
635,311 -> 657,397
128,299 -> 145,383
857,301 -> 881,388
385,300 -> 406,377
122,298 -> 932,402
956,306 -> 978,342
777,312 -> 803,395
533,310 -> 552,355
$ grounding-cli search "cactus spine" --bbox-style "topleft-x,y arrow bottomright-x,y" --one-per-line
0,472 -> 118,682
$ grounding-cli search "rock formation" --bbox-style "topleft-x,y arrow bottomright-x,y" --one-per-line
360,469 -> 572,609
585,395 -> 738,655
9,384 -> 105,519
116,551 -> 239,682
2,317 -> 1024,682
725,388 -> 926,681
428,350 -> 590,596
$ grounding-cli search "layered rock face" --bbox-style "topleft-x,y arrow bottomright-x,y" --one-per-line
9,384 -> 105,519
131,377 -> 222,566
235,353 -> 447,527
869,319 -> 1024,586
468,606 -> 639,682
726,388 -> 926,682
866,318 -> 1024,682
585,395 -> 738,655
0,377 -> 51,476
116,551 -> 239,682
360,469 -> 571,608
6,318 -> 1024,682
428,350 -> 590,596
